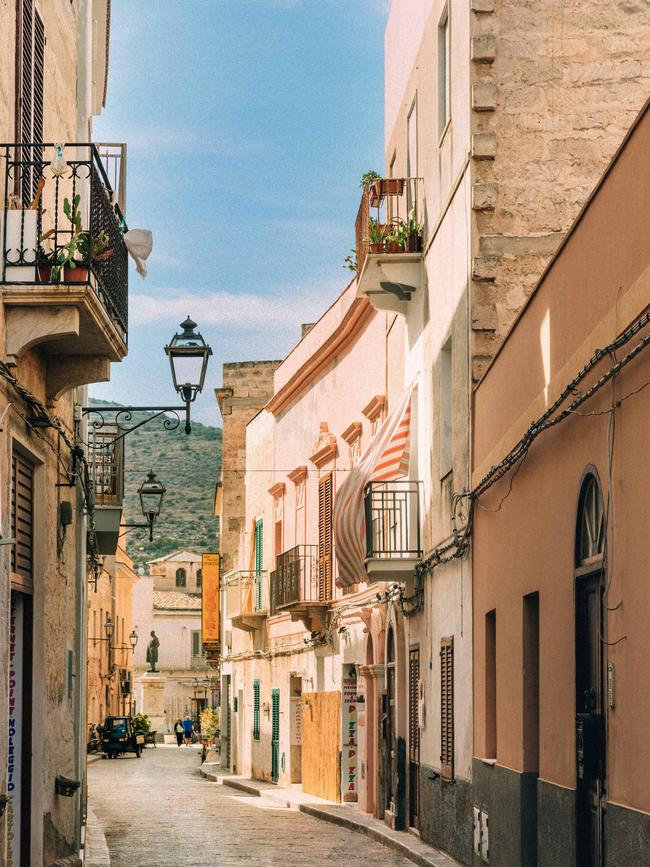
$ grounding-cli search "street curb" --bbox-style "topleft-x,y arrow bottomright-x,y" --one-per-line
83,808 -> 110,867
298,804 -> 460,867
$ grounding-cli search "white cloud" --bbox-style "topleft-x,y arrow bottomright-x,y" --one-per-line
130,283 -> 342,330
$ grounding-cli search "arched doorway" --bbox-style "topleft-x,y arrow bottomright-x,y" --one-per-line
575,472 -> 606,867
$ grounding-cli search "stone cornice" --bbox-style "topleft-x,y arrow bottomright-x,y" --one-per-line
287,465 -> 308,485
268,481 -> 286,499
341,421 -> 362,445
362,394 -> 386,422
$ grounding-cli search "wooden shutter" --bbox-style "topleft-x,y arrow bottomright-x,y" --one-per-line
254,520 -> 263,611
408,648 -> 420,763
253,680 -> 260,741
318,473 -> 333,601
440,636 -> 454,782
11,452 -> 34,587
16,1 -> 45,203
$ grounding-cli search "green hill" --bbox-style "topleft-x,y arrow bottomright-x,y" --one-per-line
88,399 -> 221,571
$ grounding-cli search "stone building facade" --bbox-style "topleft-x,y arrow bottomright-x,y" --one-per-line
0,1 -> 127,862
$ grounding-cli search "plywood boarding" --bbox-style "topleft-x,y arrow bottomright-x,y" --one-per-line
302,691 -> 341,802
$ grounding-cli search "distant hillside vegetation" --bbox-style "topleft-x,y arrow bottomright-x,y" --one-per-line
88,399 -> 221,571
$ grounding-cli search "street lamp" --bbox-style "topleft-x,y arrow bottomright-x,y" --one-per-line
129,628 -> 138,652
104,616 -> 114,641
165,317 -> 213,434
121,470 -> 166,541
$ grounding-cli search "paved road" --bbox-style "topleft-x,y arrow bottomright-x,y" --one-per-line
88,746 -> 415,866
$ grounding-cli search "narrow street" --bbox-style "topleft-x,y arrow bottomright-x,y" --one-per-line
87,747 -> 415,866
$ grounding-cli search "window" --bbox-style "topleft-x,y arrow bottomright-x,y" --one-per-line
196,568 -> 202,589
255,519 -> 263,612
176,567 -> 187,588
576,475 -> 604,566
438,7 -> 450,138
16,0 -> 45,203
318,473 -> 333,601
485,610 -> 497,759
440,637 -> 454,781
11,452 -> 34,584
440,338 -> 453,478
253,680 -> 260,741
191,630 -> 202,658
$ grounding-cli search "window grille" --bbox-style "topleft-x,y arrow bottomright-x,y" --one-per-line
253,680 -> 260,741
440,636 -> 454,781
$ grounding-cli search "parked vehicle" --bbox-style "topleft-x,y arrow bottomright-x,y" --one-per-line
101,716 -> 144,759
87,723 -> 102,754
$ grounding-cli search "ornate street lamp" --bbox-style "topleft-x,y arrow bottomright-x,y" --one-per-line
165,317 -> 213,426
121,470 -> 166,541
83,315 -> 213,441
104,616 -> 115,641
129,628 -> 138,652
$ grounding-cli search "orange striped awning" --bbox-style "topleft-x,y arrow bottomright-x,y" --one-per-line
334,386 -> 414,587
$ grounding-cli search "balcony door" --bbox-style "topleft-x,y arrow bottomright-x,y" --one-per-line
15,0 -> 45,204
408,647 -> 420,829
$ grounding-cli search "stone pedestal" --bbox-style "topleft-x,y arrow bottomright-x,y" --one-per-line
138,672 -> 166,733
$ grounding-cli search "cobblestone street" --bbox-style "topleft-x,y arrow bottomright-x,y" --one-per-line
87,747 -> 416,866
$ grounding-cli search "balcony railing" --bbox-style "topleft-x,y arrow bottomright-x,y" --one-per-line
364,481 -> 422,561
0,142 -> 129,338
355,177 -> 425,275
88,423 -> 124,507
225,570 -> 268,622
270,545 -> 319,613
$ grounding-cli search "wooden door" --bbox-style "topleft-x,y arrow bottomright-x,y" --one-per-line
301,691 -> 341,801
576,574 -> 606,866
318,474 -> 333,601
408,647 -> 420,828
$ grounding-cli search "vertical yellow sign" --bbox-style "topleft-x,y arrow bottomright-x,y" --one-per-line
201,553 -> 220,646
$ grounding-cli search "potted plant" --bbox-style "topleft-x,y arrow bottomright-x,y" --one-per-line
404,210 -> 423,253
369,177 -> 405,206
386,218 -> 406,253
360,170 -> 381,191
366,218 -> 387,254
49,195 -> 113,283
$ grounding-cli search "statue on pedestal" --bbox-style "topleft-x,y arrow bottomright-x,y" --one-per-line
146,630 -> 160,672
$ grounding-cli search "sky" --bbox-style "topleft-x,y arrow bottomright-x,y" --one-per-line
91,0 -> 388,426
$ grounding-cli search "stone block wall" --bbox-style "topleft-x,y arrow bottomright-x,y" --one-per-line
469,0 -> 650,380
216,361 -> 281,575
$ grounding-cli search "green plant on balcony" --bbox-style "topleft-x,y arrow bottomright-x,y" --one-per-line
38,195 -> 114,283
343,248 -> 357,272
404,209 -> 423,252
386,218 -> 406,253
366,217 -> 387,253
360,169 -> 381,190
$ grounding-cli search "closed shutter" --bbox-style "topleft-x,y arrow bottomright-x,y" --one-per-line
16,1 -> 45,204
409,648 -> 420,763
440,636 -> 454,782
253,680 -> 260,741
318,473 -> 333,601
255,519 -> 263,611
11,452 -> 34,586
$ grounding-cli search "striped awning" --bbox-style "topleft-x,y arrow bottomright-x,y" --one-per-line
334,386 -> 414,587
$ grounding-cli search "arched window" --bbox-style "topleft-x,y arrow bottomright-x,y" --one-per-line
196,568 -> 202,589
575,474 -> 605,567
175,567 -> 187,588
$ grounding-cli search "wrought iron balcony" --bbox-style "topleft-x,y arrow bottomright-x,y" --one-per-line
355,177 -> 425,317
225,570 -> 268,632
270,545 -> 329,631
1,142 -> 129,355
271,545 -> 319,611
364,481 -> 422,582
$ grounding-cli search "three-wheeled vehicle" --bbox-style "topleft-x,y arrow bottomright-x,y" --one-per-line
101,716 -> 144,759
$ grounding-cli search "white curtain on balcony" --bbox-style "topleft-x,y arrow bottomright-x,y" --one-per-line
334,383 -> 414,587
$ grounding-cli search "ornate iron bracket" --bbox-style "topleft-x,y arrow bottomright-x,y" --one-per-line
81,404 -> 191,446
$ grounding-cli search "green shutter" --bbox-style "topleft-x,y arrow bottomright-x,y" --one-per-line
253,680 -> 260,741
271,689 -> 280,782
255,519 -> 264,611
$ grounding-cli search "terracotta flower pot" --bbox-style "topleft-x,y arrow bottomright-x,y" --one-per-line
64,265 -> 89,283
370,178 -> 405,205
387,241 -> 405,253
369,242 -> 384,254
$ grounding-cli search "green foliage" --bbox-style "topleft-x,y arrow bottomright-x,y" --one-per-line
131,713 -> 152,734
367,217 -> 387,246
200,707 -> 220,739
360,169 -> 381,189
88,399 -> 222,571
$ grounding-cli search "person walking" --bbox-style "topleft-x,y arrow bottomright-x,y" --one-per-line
174,719 -> 184,747
183,715 -> 193,747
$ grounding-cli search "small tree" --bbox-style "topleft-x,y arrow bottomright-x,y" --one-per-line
131,713 -> 152,734
199,707 -> 219,743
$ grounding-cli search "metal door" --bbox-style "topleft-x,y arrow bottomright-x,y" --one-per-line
271,688 -> 280,782
225,676 -> 232,769
408,647 -> 420,828
576,573 -> 606,866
